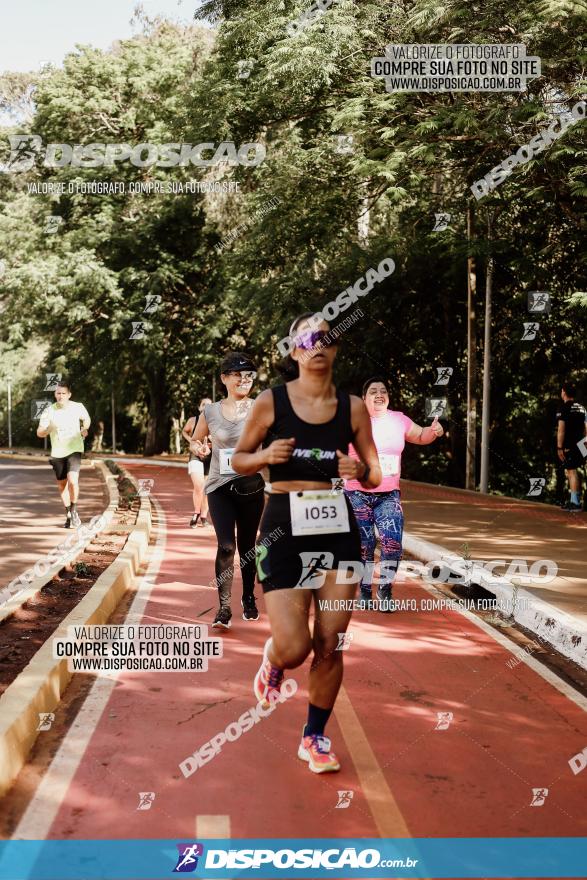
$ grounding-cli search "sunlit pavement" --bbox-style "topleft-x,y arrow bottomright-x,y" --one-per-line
401,480 -> 587,624
0,461 -> 109,590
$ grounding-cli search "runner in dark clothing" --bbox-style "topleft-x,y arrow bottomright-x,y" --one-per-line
232,313 -> 381,774
556,382 -> 587,512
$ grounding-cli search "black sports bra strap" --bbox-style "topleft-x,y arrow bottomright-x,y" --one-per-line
337,389 -> 350,423
271,385 -> 290,420
191,417 -> 198,438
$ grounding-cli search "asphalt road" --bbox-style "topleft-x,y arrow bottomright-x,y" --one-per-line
0,460 -> 108,590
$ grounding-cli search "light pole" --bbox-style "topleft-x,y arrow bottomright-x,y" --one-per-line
7,376 -> 12,451
465,204 -> 477,491
480,210 -> 497,494
480,255 -> 493,494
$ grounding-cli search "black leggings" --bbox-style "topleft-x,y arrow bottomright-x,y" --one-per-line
206,477 -> 265,607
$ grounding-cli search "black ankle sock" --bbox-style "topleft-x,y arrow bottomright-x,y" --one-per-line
304,703 -> 332,737
66,505 -> 71,513
70,503 -> 77,512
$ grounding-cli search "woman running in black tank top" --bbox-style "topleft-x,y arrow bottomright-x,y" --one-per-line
232,314 -> 381,774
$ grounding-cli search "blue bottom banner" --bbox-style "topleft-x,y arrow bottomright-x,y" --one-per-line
0,838 -> 585,879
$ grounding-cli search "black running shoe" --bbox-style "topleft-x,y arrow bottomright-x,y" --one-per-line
199,517 -> 208,528
562,501 -> 582,512
242,597 -> 259,621
70,510 -> 82,529
212,606 -> 232,629
64,510 -> 72,529
190,513 -> 201,528
376,586 -> 396,613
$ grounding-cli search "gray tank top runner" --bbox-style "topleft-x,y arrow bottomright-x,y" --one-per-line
204,401 -> 251,494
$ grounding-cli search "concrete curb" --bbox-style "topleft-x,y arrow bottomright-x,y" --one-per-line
0,462 -> 118,621
0,467 -> 153,797
1,451 -> 187,467
403,532 -> 587,671
0,452 -> 50,462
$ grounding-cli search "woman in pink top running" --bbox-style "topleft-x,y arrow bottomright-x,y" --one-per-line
345,376 -> 444,612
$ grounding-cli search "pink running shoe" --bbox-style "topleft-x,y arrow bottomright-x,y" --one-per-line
298,731 -> 341,774
253,638 -> 284,708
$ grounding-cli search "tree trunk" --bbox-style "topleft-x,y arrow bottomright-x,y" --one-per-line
358,194 -> 370,244
171,417 -> 181,454
144,365 -> 170,455
465,204 -> 477,490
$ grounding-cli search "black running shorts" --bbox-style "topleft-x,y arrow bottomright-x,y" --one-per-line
255,492 -> 362,592
49,452 -> 82,481
561,447 -> 585,470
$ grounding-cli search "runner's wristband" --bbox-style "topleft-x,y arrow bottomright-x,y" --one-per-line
360,463 -> 370,483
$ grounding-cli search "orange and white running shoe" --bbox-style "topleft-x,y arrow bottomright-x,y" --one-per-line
298,731 -> 341,774
253,638 -> 284,708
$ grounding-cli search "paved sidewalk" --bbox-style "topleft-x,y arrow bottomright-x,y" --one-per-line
401,480 -> 587,625
0,461 -> 108,589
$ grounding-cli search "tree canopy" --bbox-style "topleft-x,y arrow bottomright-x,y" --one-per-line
0,1 -> 585,500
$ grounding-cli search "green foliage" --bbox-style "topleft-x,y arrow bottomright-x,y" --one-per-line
0,2 -> 585,498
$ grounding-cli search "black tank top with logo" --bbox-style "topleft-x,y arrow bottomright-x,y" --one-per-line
265,384 -> 354,483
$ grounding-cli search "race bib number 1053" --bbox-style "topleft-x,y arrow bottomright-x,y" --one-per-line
289,490 -> 350,536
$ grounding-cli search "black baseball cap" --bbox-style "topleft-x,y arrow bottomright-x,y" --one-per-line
220,351 -> 257,373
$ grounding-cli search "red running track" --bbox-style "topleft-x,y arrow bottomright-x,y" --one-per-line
15,464 -> 587,848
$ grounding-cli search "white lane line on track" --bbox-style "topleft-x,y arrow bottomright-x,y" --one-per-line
12,496 -> 167,841
417,575 -> 587,713
196,816 -> 231,837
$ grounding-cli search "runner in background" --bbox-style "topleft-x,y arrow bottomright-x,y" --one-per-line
556,382 -> 587,512
346,376 -> 444,611
182,398 -> 212,528
232,314 -> 381,774
91,420 -> 105,452
36,380 -> 91,529
190,355 -> 264,628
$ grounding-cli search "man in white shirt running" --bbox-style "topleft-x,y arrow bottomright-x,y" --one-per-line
37,380 -> 91,528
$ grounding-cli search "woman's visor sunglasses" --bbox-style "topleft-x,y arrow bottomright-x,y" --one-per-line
293,329 -> 338,350
226,370 -> 257,380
